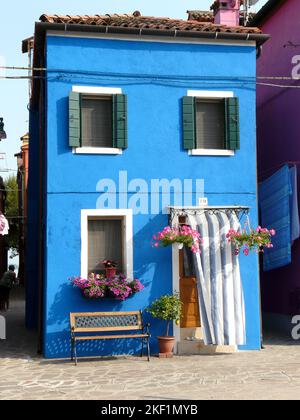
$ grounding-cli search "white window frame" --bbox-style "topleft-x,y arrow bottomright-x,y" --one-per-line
187,90 -> 235,157
81,209 -> 133,279
72,86 -> 123,155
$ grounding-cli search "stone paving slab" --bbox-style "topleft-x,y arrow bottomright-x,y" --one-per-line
0,288 -> 300,400
0,345 -> 300,400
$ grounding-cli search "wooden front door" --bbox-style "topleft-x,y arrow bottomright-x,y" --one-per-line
179,249 -> 201,328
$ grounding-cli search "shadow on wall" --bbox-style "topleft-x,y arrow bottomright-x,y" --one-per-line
45,213 -> 174,358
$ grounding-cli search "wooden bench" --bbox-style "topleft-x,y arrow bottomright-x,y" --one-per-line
70,311 -> 151,365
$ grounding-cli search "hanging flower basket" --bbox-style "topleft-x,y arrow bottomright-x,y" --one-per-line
153,225 -> 202,254
70,273 -> 144,301
227,226 -> 276,256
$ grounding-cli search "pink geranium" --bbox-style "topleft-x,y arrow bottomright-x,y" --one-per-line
227,225 -> 276,256
70,273 -> 144,300
153,225 -> 202,254
0,212 -> 8,236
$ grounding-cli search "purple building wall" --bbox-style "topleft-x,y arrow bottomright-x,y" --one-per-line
256,0 -> 300,332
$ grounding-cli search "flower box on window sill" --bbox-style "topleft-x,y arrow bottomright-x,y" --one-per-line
70,274 -> 144,301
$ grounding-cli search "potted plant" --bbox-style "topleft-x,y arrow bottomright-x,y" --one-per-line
102,260 -> 118,278
153,225 -> 202,253
147,294 -> 183,357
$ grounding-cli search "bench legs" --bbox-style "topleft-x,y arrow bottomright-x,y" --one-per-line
71,337 -> 150,365
71,338 -> 78,366
141,337 -> 151,362
147,337 -> 151,362
140,339 -> 144,358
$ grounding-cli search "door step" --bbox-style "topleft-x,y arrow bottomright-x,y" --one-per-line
177,340 -> 237,355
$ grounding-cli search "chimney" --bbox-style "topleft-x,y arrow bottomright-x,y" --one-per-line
212,0 -> 241,27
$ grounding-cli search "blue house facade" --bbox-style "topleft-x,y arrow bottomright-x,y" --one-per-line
26,11 -> 268,358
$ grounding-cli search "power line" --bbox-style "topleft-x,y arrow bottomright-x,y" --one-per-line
1,66 -> 300,89
1,66 -> 300,81
257,82 -> 300,89
1,66 -> 300,80
0,189 -> 22,192
0,66 -> 46,71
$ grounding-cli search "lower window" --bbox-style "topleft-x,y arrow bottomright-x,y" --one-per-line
88,217 -> 123,275
81,210 -> 133,279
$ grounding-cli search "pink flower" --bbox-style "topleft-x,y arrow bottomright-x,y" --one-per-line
152,225 -> 202,254
243,248 -> 249,256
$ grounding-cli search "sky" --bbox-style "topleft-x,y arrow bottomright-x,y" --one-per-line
0,0 -> 268,177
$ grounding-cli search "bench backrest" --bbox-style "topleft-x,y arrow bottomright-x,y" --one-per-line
70,311 -> 143,333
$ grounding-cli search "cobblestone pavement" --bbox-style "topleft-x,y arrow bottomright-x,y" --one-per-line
0,288 -> 300,400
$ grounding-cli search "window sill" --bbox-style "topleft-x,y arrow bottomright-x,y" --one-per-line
188,149 -> 235,157
73,147 -> 123,155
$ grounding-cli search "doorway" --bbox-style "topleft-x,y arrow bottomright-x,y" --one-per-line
179,248 -> 202,341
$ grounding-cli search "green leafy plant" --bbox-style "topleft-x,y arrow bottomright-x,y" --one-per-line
147,294 -> 183,337
4,175 -> 19,256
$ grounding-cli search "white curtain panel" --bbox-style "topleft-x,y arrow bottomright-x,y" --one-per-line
187,211 -> 246,346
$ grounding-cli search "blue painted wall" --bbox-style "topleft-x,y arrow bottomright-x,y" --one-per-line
41,35 -> 261,358
26,109 -> 40,329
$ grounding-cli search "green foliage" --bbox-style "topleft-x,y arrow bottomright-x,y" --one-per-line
147,294 -> 183,336
4,175 -> 19,255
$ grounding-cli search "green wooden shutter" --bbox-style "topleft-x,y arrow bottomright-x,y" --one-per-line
225,97 -> 240,150
69,92 -> 81,148
113,94 -> 128,149
183,96 -> 196,150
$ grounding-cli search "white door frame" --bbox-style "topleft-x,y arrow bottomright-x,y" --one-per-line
171,212 -> 181,354
172,244 -> 181,354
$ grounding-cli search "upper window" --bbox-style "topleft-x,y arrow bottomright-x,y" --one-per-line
81,96 -> 113,148
183,94 -> 240,154
69,91 -> 128,153
195,99 -> 225,150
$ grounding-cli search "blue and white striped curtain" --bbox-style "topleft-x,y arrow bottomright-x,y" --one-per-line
187,211 -> 246,346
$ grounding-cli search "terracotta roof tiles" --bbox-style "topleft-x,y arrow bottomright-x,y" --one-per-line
39,13 -> 261,35
187,10 -> 215,22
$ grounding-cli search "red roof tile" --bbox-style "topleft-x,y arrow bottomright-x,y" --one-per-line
39,13 -> 261,35
187,10 -> 214,23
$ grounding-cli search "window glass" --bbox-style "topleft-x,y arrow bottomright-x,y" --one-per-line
183,246 -> 196,278
88,218 -> 123,275
196,99 -> 225,149
81,96 -> 113,148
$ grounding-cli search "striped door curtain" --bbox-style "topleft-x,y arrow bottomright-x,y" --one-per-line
187,211 -> 246,346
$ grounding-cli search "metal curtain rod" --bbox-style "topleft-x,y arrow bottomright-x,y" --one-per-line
168,206 -> 250,210
168,206 -> 250,225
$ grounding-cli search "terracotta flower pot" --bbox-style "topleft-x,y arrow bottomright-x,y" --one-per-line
105,267 -> 117,278
157,336 -> 175,356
